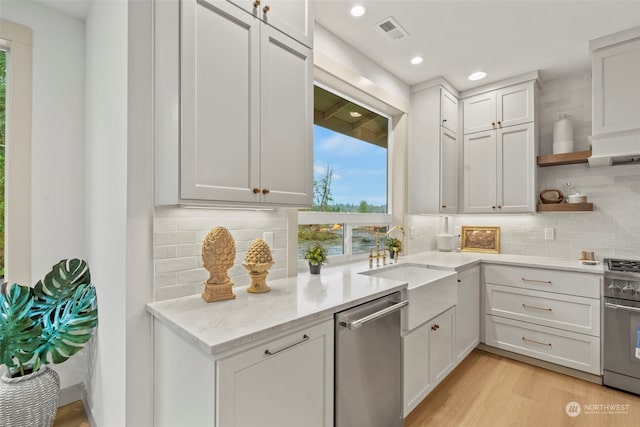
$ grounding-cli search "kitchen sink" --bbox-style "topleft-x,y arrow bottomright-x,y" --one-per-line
360,264 -> 457,331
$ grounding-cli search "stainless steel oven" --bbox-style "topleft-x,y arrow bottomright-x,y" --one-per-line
603,258 -> 640,394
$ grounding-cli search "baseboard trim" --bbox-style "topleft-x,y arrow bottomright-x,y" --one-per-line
477,344 -> 603,384
58,383 -> 82,407
82,387 -> 99,427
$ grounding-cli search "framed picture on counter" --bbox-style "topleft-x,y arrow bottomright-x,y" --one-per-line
460,226 -> 500,254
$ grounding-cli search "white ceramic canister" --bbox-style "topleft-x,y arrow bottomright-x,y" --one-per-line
437,216 -> 454,252
553,113 -> 574,154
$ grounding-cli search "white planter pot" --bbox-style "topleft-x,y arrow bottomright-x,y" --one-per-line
0,366 -> 60,427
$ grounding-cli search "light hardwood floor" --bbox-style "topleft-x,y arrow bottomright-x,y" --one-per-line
54,349 -> 640,427
405,349 -> 640,427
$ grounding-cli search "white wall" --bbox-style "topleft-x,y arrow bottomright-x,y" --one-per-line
407,72 -> 640,261
0,0 -> 86,391
84,0 -> 128,425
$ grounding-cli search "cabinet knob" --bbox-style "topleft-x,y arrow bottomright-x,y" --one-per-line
491,205 -> 496,209
442,119 -> 447,124
457,279 -> 462,283
262,188 -> 270,195
497,205 -> 502,209
431,324 -> 440,331
253,188 -> 260,194
497,121 -> 502,126
263,5 -> 270,13
253,0 -> 260,7
491,121 -> 496,127
442,205 -> 447,208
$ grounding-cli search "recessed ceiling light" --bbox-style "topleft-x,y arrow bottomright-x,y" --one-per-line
350,5 -> 366,17
468,71 -> 488,81
410,56 -> 423,65
350,111 -> 363,118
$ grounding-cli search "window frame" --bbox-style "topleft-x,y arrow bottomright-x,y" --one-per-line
1,19 -> 33,284
297,82 -> 394,268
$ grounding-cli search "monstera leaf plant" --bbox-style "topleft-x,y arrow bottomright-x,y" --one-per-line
0,259 -> 98,377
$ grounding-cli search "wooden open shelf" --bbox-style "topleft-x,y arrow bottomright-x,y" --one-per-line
537,203 -> 593,212
537,150 -> 592,167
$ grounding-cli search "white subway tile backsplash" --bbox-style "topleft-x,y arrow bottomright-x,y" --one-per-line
153,206 -> 288,301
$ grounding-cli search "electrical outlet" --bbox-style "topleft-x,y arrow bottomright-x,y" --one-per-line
263,231 -> 274,247
544,228 -> 555,240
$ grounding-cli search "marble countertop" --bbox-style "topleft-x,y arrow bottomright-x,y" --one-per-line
147,251 -> 603,356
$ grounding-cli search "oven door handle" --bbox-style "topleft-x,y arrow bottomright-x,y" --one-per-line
605,302 -> 640,313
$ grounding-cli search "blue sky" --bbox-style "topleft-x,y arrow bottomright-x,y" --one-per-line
313,125 -> 387,206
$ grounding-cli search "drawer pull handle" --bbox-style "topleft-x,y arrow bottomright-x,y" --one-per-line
522,336 -> 552,347
522,303 -> 552,312
521,277 -> 552,285
264,334 -> 309,356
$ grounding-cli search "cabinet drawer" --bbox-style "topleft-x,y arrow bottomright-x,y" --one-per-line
484,264 -> 601,298
486,284 -> 600,336
485,314 -> 600,375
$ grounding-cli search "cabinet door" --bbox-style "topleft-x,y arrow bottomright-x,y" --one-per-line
440,128 -> 458,213
181,0 -> 261,203
441,88 -> 459,133
592,38 -> 640,136
260,25 -> 313,206
455,268 -> 480,362
463,91 -> 496,134
463,131 -> 497,213
496,82 -> 535,129
430,308 -> 454,384
228,0 -> 313,47
497,123 -> 535,213
403,323 -> 430,417
217,320 -> 333,427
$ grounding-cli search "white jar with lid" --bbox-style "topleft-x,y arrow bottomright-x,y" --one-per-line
553,113 -> 574,154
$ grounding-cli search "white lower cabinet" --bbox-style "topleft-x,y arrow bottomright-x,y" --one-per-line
484,264 -> 601,375
154,319 -> 333,427
403,307 -> 455,417
455,267 -> 480,361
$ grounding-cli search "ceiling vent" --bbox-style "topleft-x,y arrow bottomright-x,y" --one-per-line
376,17 -> 409,40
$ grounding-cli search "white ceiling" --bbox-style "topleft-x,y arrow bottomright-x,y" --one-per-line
36,0 -> 91,20
314,0 -> 640,90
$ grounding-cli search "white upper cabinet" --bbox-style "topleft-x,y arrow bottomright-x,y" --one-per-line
463,81 -> 535,134
464,123 -> 536,213
441,88 -> 459,133
462,78 -> 538,214
408,85 -> 460,214
227,0 -> 313,47
155,0 -> 313,207
592,31 -> 640,137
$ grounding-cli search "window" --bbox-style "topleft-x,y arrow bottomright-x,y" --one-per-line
298,85 -> 392,261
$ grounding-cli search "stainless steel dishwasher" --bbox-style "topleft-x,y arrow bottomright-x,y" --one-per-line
335,291 -> 407,427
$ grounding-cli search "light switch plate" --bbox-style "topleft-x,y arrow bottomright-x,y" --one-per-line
263,231 -> 274,248
544,228 -> 555,240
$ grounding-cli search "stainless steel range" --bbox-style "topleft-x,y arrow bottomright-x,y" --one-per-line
603,258 -> 640,394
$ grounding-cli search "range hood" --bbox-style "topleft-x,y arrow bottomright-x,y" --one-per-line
589,134 -> 640,167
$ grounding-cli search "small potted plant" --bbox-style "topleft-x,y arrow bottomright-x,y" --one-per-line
0,259 -> 98,426
304,242 -> 328,274
387,237 -> 403,259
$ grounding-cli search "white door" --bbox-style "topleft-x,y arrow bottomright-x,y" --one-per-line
455,268 -> 480,361
441,88 -> 459,133
180,0 -> 261,202
496,82 -> 535,129
440,128 -> 458,213
229,0 -> 313,47
430,308 -> 454,384
259,25 -> 313,206
464,130 -> 497,213
497,123 -> 535,213
463,91 -> 496,134
592,38 -> 640,136
403,323 -> 431,417
217,321 -> 333,427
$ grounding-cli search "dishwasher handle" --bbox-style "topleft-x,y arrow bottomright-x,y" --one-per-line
605,302 -> 640,313
340,300 -> 408,330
